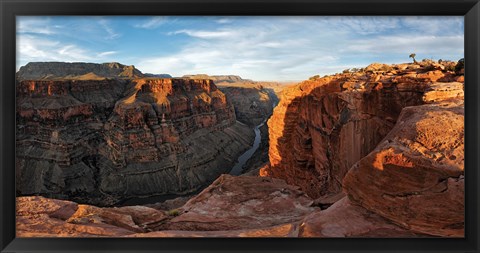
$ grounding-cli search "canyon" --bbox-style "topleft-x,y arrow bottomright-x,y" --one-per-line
16,63 -> 258,206
16,60 -> 465,238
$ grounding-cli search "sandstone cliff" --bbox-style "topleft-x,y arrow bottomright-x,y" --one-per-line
264,60 -> 463,199
16,63 -> 254,206
183,74 -> 282,126
262,59 -> 464,237
183,74 -> 252,84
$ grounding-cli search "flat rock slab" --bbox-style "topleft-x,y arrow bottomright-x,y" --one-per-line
158,174 -> 317,231
299,197 -> 430,237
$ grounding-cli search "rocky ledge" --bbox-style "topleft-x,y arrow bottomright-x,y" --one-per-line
17,175 -> 316,237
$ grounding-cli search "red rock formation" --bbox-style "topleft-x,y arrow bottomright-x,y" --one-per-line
265,61 -> 463,201
343,101 -> 464,237
156,174 -> 316,231
16,72 -> 254,206
299,197 -> 429,237
16,175 -> 316,237
16,196 -> 164,237
265,60 -> 464,237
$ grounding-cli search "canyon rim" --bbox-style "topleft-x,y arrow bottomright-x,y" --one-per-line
15,16 -> 465,238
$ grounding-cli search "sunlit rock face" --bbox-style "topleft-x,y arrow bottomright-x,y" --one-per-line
156,174 -> 316,231
298,197 -> 430,238
183,74 -> 281,126
265,61 -> 463,200
343,101 -> 464,237
16,175 -> 317,237
16,63 -> 254,206
264,60 -> 464,237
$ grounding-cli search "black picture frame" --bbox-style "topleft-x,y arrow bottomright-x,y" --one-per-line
1,0 -> 479,252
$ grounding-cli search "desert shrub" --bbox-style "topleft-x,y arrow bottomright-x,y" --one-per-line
342,69 -> 350,73
455,58 -> 465,73
309,75 -> 320,81
167,209 -> 180,217
379,65 -> 393,72
424,64 -> 436,71
445,65 -> 455,72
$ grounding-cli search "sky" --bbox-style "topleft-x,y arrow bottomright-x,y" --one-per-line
16,16 -> 464,81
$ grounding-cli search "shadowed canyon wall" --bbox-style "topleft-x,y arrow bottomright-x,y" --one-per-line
16,65 -> 254,206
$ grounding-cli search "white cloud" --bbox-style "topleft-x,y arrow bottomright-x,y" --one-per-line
17,17 -> 57,35
97,51 -> 117,57
57,45 -> 91,60
324,16 -> 401,35
135,17 -> 167,29
99,19 -> 120,40
401,16 -> 464,35
138,23 -> 341,80
346,35 -> 464,55
16,34 -> 117,69
216,18 -> 233,24
138,17 -> 463,80
171,29 -> 239,39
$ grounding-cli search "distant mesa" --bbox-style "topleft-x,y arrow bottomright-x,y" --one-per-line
183,74 -> 253,84
16,62 -> 160,81
144,73 -> 172,78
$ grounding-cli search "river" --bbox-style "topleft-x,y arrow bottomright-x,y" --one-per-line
229,119 -> 267,176
119,101 -> 278,206
119,120 -> 266,206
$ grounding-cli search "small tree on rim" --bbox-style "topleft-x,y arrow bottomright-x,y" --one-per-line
409,53 -> 418,64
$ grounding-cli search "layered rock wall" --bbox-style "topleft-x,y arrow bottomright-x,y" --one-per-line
16,76 -> 253,205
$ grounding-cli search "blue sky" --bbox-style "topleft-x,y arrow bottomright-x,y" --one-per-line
17,16 -> 464,81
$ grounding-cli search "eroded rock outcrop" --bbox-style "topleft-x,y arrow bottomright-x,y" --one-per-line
343,101 -> 464,237
263,60 -> 464,237
264,61 -> 463,200
16,196 -> 164,237
16,63 -> 254,206
156,174 -> 316,231
16,175 -> 316,237
298,197 -> 429,237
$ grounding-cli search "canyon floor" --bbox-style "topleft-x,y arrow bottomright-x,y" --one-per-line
16,60 -> 464,237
